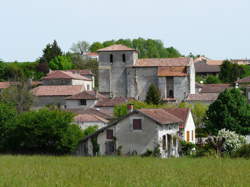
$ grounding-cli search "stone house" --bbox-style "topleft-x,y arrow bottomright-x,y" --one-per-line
42,70 -> 93,90
74,113 -> 109,130
98,44 -> 195,102
75,108 -> 196,157
65,91 -> 106,109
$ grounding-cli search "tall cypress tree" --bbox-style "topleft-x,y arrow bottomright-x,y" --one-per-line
145,84 -> 161,105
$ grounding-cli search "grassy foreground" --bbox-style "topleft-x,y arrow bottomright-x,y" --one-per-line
0,156 -> 250,187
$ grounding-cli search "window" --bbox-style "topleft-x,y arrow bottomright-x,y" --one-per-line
80,99 -> 86,105
133,119 -> 142,130
110,54 -> 113,63
87,85 -> 90,90
106,129 -> 113,139
186,131 -> 190,142
191,130 -> 194,141
122,54 -> 126,62
162,135 -> 166,150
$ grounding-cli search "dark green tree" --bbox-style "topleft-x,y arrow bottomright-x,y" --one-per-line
0,103 -> 17,151
145,84 -> 161,105
7,108 -> 83,154
89,42 -> 104,52
205,75 -> 221,84
219,60 -> 244,83
205,88 -> 250,135
41,40 -> 63,63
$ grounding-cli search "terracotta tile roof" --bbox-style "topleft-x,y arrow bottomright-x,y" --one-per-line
200,84 -> 232,93
65,69 -> 94,76
42,71 -> 91,81
206,60 -> 224,66
138,108 -> 183,125
66,108 -> 113,120
32,85 -> 83,96
158,66 -> 187,77
186,93 -> 219,102
97,44 -> 137,52
0,82 -> 11,89
66,91 -> 106,100
134,57 -> 191,67
164,108 -> 189,128
86,52 -> 98,57
236,76 -> 250,83
195,63 -> 220,73
74,114 -> 108,123
95,97 -> 134,107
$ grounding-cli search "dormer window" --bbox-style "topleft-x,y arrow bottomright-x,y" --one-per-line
122,54 -> 126,62
110,54 -> 113,63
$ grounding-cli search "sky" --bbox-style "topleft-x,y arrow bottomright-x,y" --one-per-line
1,0 -> 250,62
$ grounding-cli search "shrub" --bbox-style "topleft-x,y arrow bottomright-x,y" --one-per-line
233,144 -> 250,158
179,140 -> 196,156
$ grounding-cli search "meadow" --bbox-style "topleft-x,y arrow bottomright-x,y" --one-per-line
0,156 -> 250,187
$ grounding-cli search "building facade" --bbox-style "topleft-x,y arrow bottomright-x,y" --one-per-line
98,44 -> 195,102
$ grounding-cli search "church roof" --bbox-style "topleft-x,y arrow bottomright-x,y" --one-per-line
42,70 -> 91,81
134,57 -> 191,67
97,44 -> 137,52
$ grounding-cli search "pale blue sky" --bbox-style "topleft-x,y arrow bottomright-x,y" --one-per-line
1,0 -> 250,61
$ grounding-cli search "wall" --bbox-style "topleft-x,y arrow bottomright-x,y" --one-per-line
75,121 -> 106,130
174,77 -> 188,101
42,79 -> 72,85
72,79 -> 85,86
66,99 -> 97,109
189,59 -> 196,94
183,111 -> 196,143
33,96 -> 67,109
82,80 -> 93,91
98,51 -> 137,97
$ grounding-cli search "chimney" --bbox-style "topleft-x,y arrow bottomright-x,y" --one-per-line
127,103 -> 134,113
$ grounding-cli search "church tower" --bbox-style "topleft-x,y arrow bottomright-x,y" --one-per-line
97,44 -> 138,97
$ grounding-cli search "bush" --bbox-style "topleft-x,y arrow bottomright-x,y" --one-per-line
233,144 -> 250,158
179,140 -> 196,156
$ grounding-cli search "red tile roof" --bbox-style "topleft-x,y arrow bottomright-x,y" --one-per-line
163,108 -> 189,128
32,85 -> 83,96
65,69 -> 94,76
186,93 -> 219,102
206,60 -> 224,66
86,52 -> 98,57
200,84 -> 232,93
95,97 -> 134,107
158,66 -> 187,77
195,63 -> 220,73
74,114 -> 108,123
236,76 -> 250,83
0,82 -> 11,89
138,108 -> 183,125
66,91 -> 106,100
97,44 -> 137,52
43,71 -> 91,81
134,57 -> 191,67
66,108 -> 113,120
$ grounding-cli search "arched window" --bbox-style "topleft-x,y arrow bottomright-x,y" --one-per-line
122,54 -> 126,62
110,54 -> 113,63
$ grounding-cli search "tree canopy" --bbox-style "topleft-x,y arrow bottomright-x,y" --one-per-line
49,55 -> 74,70
219,60 -> 244,83
205,88 -> 250,135
89,38 -> 182,58
70,41 -> 90,55
145,84 -> 162,105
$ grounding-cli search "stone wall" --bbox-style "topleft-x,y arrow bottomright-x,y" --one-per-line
42,79 -> 72,85
66,99 -> 96,109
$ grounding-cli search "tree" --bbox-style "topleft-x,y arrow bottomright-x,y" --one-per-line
205,88 -> 250,135
40,40 -> 63,63
219,60 -> 244,83
0,103 -> 17,151
49,55 -> 74,70
7,108 -> 83,154
82,126 -> 98,137
192,103 -> 208,128
205,75 -> 221,84
70,41 -> 90,55
89,42 -> 104,52
0,80 -> 33,113
145,84 -> 161,105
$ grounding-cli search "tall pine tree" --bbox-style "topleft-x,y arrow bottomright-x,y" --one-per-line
145,84 -> 161,105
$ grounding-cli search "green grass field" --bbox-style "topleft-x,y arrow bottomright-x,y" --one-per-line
0,156 -> 250,187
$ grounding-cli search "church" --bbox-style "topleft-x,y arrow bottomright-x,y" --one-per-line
97,44 -> 195,102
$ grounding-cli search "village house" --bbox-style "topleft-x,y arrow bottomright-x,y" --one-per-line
65,91 -> 106,109
98,44 -> 195,102
186,83 -> 232,104
75,107 -> 195,157
32,70 -> 95,109
74,113 -> 109,130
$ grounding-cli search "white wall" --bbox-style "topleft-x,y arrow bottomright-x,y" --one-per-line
183,111 -> 196,144
83,80 -> 93,91
71,79 -> 85,86
75,121 -> 106,130
189,58 -> 196,94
